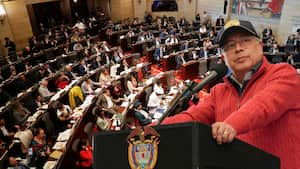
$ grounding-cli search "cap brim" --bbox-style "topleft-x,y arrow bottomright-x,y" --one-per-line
219,26 -> 258,47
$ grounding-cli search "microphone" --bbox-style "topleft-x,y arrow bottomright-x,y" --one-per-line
191,62 -> 228,93
157,63 -> 227,125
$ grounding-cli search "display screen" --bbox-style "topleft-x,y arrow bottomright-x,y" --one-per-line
152,0 -> 178,12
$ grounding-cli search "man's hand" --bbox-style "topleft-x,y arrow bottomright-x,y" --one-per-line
212,122 -> 237,144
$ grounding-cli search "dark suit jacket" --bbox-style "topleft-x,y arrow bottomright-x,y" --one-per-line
134,109 -> 151,126
216,18 -> 225,26
78,65 -> 87,76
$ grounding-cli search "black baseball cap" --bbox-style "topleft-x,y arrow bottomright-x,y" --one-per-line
217,19 -> 259,47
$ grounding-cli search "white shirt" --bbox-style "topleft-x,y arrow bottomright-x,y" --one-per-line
147,92 -> 161,108
0,126 -> 8,136
110,64 -> 120,77
154,84 -> 164,95
137,109 -> 151,119
104,95 -> 114,108
57,105 -> 71,118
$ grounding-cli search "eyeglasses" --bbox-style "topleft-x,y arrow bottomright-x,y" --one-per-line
222,36 -> 257,52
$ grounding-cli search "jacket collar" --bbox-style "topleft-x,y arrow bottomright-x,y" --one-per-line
224,57 -> 269,92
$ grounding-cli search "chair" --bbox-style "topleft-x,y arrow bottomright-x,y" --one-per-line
144,86 -> 153,107
72,138 -> 81,153
71,138 -> 81,169
209,56 -> 218,70
83,122 -> 94,144
92,107 -> 100,117
199,59 -> 208,75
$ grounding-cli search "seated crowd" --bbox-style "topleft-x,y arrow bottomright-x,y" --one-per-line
0,10 -> 299,169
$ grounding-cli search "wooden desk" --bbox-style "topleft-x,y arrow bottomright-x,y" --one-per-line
161,54 -> 176,71
180,60 -> 199,80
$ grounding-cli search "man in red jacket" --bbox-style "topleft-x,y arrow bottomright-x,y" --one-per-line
162,19 -> 300,169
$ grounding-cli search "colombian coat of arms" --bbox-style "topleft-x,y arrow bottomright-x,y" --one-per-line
127,126 -> 160,169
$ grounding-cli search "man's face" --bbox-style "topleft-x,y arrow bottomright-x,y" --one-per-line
223,31 -> 263,75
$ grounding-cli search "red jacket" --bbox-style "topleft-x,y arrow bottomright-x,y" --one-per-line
163,57 -> 300,169
79,145 -> 93,167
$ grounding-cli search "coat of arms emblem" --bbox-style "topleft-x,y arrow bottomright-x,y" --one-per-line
127,126 -> 160,169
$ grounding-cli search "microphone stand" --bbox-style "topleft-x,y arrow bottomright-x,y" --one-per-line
157,82 -> 195,125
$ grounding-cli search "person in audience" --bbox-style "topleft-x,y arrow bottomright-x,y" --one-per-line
117,46 -> 124,59
112,51 -> 121,64
96,89 -> 120,114
190,50 -> 199,60
81,77 -> 100,95
78,59 -> 89,76
35,65 -> 50,81
160,19 -> 300,169
145,31 -> 154,40
144,11 -> 153,25
32,94 -> 43,111
202,11 -> 211,26
159,29 -> 168,39
69,85 -> 84,109
199,24 -> 208,37
30,128 -> 50,169
153,44 -> 165,66
195,13 -> 201,22
153,80 -> 164,96
7,156 -> 29,169
63,41 -> 71,55
4,37 -> 16,57
215,15 -> 225,28
77,138 -> 92,169
14,74 -> 33,93
38,79 -> 55,102
179,17 -> 189,27
101,41 -> 110,52
203,38 -> 214,53
56,102 -> 72,131
22,46 -> 32,58
161,16 -> 168,28
127,75 -> 140,94
99,68 -> 111,87
132,17 -> 140,26
137,25 -> 144,33
111,81 -> 126,102
99,48 -> 110,65
262,25 -> 273,40
0,117 -> 15,143
154,37 -> 161,48
0,87 -> 12,106
55,72 -> 70,89
64,65 -> 77,80
11,102 -> 31,126
285,34 -> 296,53
73,41 -> 84,52
175,53 -> 186,70
270,42 -> 279,54
134,101 -> 152,126
117,59 -> 129,75
180,40 -> 189,51
165,34 -> 178,46
137,32 -> 146,42
106,27 -> 113,42
126,29 -> 135,38
91,55 -> 102,69
95,109 -> 112,131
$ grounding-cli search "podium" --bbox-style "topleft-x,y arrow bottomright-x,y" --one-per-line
93,122 -> 280,169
